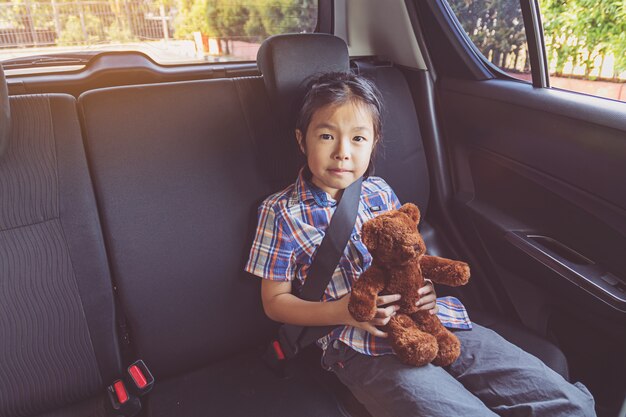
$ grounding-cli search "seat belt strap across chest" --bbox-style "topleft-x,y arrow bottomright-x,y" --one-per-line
277,176 -> 363,358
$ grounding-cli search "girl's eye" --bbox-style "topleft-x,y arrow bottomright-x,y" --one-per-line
353,136 -> 366,142
321,134 -> 333,140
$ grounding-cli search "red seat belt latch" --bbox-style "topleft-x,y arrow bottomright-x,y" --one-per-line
127,359 -> 154,395
113,380 -> 128,404
107,379 -> 141,416
272,340 -> 286,360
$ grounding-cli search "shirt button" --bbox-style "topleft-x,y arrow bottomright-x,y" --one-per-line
352,234 -> 360,241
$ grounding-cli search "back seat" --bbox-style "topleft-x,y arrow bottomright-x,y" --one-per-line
0,66 -> 122,417
77,33 -> 568,417
77,77 -> 347,417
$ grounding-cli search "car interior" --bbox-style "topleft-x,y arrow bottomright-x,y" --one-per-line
1,1 -> 625,417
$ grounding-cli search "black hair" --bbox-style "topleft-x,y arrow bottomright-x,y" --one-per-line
295,71 -> 384,177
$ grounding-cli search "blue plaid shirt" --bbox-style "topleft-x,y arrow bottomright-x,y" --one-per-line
245,168 -> 471,356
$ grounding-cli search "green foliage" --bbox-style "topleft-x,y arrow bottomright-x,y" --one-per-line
449,0 -> 626,79
107,19 -> 135,42
172,0 -> 317,44
174,0 -> 208,38
448,0 -> 528,71
540,0 -> 625,78
57,13 -> 105,45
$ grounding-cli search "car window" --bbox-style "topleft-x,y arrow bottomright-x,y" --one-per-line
539,0 -> 626,103
0,0 -> 318,68
445,0 -> 531,83
444,0 -> 625,102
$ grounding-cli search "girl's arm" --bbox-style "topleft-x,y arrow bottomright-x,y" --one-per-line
261,279 -> 400,338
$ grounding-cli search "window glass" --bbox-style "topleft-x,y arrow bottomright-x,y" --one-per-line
446,0 -> 531,83
0,0 -> 318,67
539,0 -> 626,103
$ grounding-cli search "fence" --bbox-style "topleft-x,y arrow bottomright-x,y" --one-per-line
0,0 -> 172,48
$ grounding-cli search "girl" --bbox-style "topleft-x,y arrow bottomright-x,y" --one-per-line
245,72 -> 595,416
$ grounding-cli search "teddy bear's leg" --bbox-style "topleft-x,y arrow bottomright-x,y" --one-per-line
411,310 -> 461,367
385,313 -> 438,367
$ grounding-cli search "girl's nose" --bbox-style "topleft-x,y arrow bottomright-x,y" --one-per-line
333,138 -> 350,160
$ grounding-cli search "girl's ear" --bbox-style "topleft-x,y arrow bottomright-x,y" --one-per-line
295,130 -> 306,154
399,203 -> 421,225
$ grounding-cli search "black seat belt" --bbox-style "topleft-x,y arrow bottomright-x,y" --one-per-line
269,176 -> 363,361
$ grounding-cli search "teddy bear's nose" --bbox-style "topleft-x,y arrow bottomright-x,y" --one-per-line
413,244 -> 422,252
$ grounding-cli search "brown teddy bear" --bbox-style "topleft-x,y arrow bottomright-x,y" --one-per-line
348,203 -> 470,367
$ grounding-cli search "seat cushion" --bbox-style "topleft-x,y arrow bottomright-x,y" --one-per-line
470,310 -> 569,380
79,79 -> 276,378
145,349 -> 345,417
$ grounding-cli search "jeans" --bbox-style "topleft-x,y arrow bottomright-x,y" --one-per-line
321,323 -> 596,417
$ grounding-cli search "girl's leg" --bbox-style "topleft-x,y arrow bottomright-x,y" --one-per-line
322,341 -> 497,417
449,324 -> 596,417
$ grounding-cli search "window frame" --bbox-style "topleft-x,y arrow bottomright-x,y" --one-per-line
429,0 -> 549,86
519,0 -> 550,88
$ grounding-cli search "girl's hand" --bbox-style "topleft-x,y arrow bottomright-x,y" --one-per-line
338,293 -> 401,338
416,279 -> 438,315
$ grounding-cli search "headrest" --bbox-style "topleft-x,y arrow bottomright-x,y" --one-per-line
257,34 -> 350,128
0,64 -> 10,157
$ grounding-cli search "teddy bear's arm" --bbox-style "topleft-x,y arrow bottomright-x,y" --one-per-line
420,255 -> 470,287
348,266 -> 387,322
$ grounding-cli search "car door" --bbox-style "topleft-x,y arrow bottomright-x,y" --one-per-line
409,1 -> 626,416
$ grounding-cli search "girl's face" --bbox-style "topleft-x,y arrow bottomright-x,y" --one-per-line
296,100 -> 376,200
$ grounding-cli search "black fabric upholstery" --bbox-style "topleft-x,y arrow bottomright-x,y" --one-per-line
368,66 -> 430,211
0,94 -> 116,417
79,79 -> 276,379
146,349 -> 344,417
36,396 -> 107,417
257,33 -> 350,126
51,96 -> 123,387
0,65 -> 9,157
233,76 -> 285,188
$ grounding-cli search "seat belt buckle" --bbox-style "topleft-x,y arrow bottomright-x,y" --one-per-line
127,359 -> 154,396
277,325 -> 299,358
107,380 -> 141,417
271,340 -> 286,360
263,339 -> 293,379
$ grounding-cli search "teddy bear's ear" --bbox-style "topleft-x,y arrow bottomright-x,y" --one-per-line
399,203 -> 421,225
361,220 -> 380,250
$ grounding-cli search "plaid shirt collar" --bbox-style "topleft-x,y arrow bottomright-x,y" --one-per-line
289,166 -> 338,208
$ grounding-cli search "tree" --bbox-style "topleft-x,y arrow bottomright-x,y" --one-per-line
209,0 -> 249,53
57,13 -> 104,45
573,0 -> 620,77
448,0 -> 528,72
172,0 -> 318,55
450,0 -> 625,80
541,0 -> 626,79
258,0 -> 316,36
540,0 -> 581,76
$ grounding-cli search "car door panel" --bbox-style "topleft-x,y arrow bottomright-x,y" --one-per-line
436,76 -> 626,408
